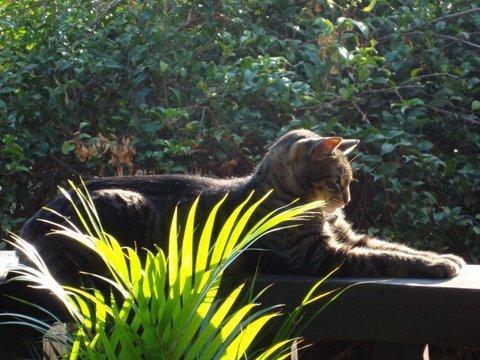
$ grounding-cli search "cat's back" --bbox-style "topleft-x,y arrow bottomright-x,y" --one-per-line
21,174 -> 250,249
86,173 -> 244,197
18,174 -> 252,282
83,174 -> 251,224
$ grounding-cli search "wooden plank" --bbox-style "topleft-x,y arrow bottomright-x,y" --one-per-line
253,265 -> 480,346
2,250 -> 479,347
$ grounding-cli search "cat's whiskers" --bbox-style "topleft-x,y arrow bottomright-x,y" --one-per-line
324,198 -> 342,214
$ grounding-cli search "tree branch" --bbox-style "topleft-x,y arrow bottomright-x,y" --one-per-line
353,102 -> 370,124
178,12 -> 204,31
377,30 -> 480,50
355,85 -> 423,97
436,34 -> 480,50
425,105 -> 480,127
398,73 -> 459,86
432,7 -> 480,23
304,85 -> 424,110
91,0 -> 123,30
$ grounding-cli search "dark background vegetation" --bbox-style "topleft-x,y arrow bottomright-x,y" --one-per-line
1,0 -> 479,261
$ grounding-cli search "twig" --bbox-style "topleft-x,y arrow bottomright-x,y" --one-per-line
404,7 -> 480,33
425,105 -> 480,127
301,85 -> 424,110
376,31 -> 419,43
392,86 -> 404,101
435,33 -> 480,50
377,26 -> 479,46
91,0 -> 123,30
398,73 -> 459,86
432,7 -> 480,23
178,11 -> 204,31
353,102 -> 370,124
356,85 -> 423,96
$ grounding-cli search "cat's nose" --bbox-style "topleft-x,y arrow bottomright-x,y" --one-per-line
342,189 -> 351,204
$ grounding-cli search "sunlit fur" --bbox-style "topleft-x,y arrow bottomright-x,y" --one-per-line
19,129 -> 465,284
251,129 -> 356,219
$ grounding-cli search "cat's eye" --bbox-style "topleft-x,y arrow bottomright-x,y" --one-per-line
332,177 -> 342,187
326,178 -> 340,191
311,176 -> 342,191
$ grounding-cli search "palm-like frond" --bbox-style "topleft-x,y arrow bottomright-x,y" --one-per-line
4,181 -> 332,359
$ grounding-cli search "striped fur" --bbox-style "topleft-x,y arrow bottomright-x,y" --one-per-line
20,129 -> 465,283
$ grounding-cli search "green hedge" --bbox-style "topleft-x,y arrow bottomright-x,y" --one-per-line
1,0 -> 479,260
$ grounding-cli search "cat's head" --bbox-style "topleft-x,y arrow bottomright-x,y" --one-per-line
258,129 -> 359,214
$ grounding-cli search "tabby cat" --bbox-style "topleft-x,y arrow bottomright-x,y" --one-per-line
20,129 -> 465,283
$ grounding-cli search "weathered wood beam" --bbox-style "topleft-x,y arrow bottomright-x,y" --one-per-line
254,265 -> 480,347
2,250 -> 480,348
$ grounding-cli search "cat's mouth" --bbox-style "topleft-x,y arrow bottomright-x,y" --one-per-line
324,198 -> 345,214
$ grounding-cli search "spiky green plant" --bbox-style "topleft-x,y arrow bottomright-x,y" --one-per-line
3,181 -> 335,359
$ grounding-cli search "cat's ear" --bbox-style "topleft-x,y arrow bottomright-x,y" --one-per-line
310,137 -> 343,158
338,139 -> 360,155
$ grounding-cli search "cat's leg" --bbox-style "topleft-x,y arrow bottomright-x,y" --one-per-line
266,218 -> 464,278
274,235 -> 463,278
349,236 -> 466,269
284,235 -> 464,278
337,244 -> 464,278
331,217 -> 466,271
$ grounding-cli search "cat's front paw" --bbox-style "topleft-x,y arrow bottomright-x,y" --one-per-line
439,253 -> 466,268
425,256 -> 465,278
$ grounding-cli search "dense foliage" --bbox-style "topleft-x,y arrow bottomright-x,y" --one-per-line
1,0 -> 479,260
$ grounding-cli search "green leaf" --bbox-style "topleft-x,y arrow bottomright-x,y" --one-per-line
352,20 -> 369,36
363,0 -> 378,12
375,162 -> 400,180
314,17 -> 334,34
168,206 -> 180,294
194,194 -> 228,290
159,61 -> 169,72
180,197 -> 199,296
1,143 -> 24,158
61,141 -> 76,155
223,313 -> 280,359
380,143 -> 396,155
128,45 -> 147,63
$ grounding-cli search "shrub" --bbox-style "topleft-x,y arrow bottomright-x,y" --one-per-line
1,0 -> 479,259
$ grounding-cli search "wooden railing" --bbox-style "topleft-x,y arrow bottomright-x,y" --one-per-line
2,250 -> 479,359
254,265 -> 480,359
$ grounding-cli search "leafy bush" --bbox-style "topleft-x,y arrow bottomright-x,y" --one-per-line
3,182 -> 330,358
1,0 -> 479,260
